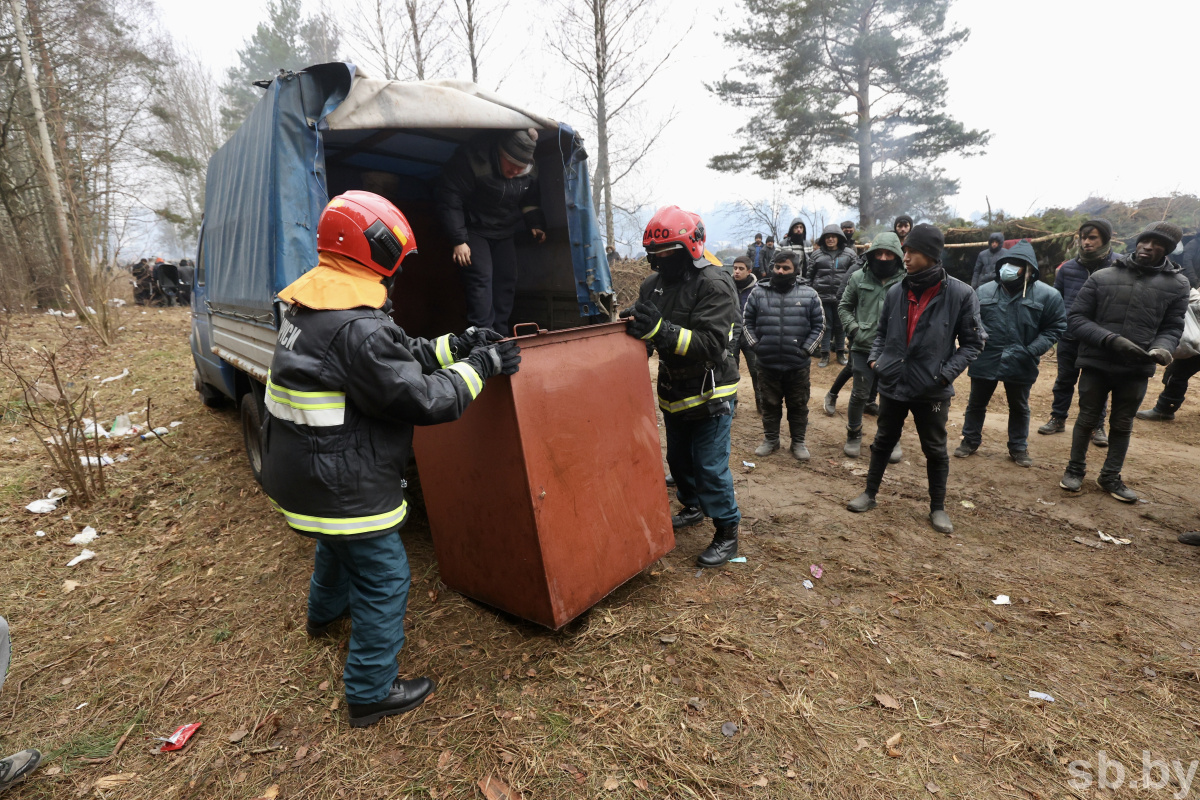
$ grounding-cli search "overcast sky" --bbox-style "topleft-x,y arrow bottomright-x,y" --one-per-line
158,0 -> 1199,247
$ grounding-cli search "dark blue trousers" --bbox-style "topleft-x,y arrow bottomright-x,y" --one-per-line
663,412 -> 740,527
307,530 -> 411,705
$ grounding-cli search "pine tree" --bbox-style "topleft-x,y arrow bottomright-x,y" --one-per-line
710,0 -> 989,225
219,0 -> 339,132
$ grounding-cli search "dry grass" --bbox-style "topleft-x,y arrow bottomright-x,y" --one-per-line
0,311 -> 1198,799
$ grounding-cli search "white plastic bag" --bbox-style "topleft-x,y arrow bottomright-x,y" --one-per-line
1175,288 -> 1200,359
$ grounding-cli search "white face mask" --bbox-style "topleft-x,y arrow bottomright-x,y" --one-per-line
999,264 -> 1022,283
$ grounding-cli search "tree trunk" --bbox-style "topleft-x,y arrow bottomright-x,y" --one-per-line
407,0 -> 425,80
8,0 -> 80,300
855,10 -> 872,227
589,0 -> 614,248
464,0 -> 479,83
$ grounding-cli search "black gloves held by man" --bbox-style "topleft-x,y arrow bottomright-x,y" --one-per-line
466,340 -> 522,379
1108,335 -> 1151,362
620,299 -> 679,345
451,326 -> 504,358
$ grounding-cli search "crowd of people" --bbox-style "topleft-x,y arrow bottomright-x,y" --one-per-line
624,208 -> 1199,562
128,257 -> 194,307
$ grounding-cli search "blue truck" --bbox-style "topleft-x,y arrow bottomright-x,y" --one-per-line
190,62 -> 614,478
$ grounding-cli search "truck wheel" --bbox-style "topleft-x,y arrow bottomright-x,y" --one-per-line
240,392 -> 264,485
194,369 -> 226,408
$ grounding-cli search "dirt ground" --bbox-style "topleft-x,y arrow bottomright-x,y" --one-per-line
1,309 -> 1199,800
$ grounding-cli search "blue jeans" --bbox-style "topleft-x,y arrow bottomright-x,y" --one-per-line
961,378 -> 1032,452
664,412 -> 740,527
308,531 -> 411,704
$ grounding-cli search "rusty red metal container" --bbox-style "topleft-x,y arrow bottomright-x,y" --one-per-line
412,321 -> 674,629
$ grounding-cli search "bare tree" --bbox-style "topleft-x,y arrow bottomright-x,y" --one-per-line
730,185 -> 793,243
348,0 -> 453,81
348,0 -> 405,79
549,0 -> 689,249
401,0 -> 453,80
452,0 -> 508,85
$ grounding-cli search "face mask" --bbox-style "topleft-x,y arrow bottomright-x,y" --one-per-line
998,265 -> 1022,283
770,272 -> 797,291
868,257 -> 900,279
651,250 -> 691,281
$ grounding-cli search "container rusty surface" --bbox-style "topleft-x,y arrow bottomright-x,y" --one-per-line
412,320 -> 674,629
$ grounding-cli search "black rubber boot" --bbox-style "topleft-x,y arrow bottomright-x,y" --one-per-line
348,678 -> 436,728
672,506 -> 704,529
696,524 -> 738,568
1178,531 -> 1200,546
846,492 -> 877,512
1135,407 -> 1175,422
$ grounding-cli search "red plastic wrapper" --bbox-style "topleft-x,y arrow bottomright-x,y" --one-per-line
159,721 -> 202,752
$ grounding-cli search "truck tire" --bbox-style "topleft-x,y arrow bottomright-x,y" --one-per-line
194,369 -> 226,408
240,391 -> 264,485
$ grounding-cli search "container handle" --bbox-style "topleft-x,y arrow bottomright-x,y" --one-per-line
511,322 -> 544,338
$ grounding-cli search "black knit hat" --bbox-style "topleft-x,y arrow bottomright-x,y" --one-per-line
1136,221 -> 1183,251
498,128 -> 539,165
902,223 -> 944,263
893,214 -> 913,230
1079,218 -> 1113,245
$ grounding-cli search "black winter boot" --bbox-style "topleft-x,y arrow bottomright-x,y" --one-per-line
348,678 -> 436,728
843,426 -> 862,458
696,524 -> 738,568
672,506 -> 704,529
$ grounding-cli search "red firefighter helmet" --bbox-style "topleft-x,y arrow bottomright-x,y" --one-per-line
317,191 -> 417,276
643,206 -> 706,263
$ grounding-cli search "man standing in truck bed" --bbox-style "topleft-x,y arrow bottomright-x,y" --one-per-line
434,128 -> 547,336
262,191 -> 521,728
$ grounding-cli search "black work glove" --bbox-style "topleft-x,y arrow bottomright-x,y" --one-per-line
1108,335 -> 1151,362
619,300 -> 664,341
466,340 -> 522,378
450,326 -> 503,358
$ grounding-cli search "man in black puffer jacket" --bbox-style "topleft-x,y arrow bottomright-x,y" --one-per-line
743,250 -> 825,461
1038,219 -> 1117,443
731,256 -> 762,413
846,224 -> 984,534
807,224 -> 859,366
1059,222 -> 1190,503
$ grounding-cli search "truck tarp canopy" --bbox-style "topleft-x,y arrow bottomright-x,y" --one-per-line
202,62 -> 611,321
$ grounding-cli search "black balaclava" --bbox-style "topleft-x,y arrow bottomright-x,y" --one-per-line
787,223 -> 806,246
868,255 -> 901,280
651,249 -> 692,283
769,271 -> 797,292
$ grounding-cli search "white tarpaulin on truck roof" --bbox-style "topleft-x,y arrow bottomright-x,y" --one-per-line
325,77 -> 557,132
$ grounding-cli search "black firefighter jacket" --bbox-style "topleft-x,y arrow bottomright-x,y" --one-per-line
1068,255 -> 1190,379
434,135 -> 547,244
637,265 -> 741,419
261,303 -> 483,540
868,271 -> 986,403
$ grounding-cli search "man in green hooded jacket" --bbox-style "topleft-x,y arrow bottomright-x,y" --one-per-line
837,232 -> 906,458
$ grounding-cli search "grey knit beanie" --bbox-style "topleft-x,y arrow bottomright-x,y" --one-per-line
1136,221 -> 1183,251
498,128 -> 539,165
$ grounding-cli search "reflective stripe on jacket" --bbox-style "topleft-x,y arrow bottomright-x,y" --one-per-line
637,265 -> 740,419
262,304 -> 481,540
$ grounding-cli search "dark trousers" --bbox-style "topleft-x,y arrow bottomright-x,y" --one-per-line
733,333 -> 762,410
833,355 -> 877,402
759,363 -> 811,444
308,530 -> 411,704
664,411 -> 740,527
846,352 -> 875,432
1050,338 -> 1107,426
819,300 -> 844,355
1067,367 -> 1148,481
866,394 -> 951,511
1152,356 -> 1200,412
961,378 -> 1032,452
462,233 -> 519,334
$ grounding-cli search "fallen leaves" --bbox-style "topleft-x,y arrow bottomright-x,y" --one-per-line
62,579 -> 80,594
926,780 -> 940,794
603,777 -> 620,791
255,786 -> 279,800
227,729 -> 248,744
478,775 -> 522,800
94,773 -> 137,790
854,737 -> 870,752
886,732 -> 903,757
874,693 -> 900,711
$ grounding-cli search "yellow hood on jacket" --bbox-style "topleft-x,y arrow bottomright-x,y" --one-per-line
278,252 -> 388,310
